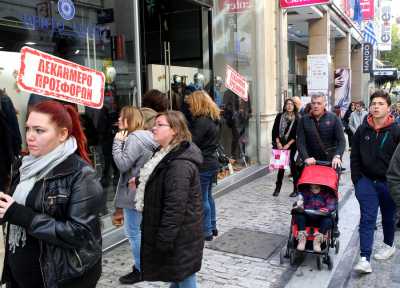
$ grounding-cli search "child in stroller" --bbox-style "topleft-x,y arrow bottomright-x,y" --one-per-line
293,183 -> 336,252
281,164 -> 340,270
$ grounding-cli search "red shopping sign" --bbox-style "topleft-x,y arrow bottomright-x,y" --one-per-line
225,65 -> 248,102
17,46 -> 105,109
280,0 -> 330,8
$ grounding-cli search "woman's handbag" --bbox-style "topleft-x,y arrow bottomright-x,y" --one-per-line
269,149 -> 290,171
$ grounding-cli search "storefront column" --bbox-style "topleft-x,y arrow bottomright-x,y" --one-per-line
335,33 -> 351,69
308,12 -> 330,55
256,0 -> 278,164
308,12 -> 333,104
351,47 -> 363,101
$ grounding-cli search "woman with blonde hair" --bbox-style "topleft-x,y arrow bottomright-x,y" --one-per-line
112,106 -> 158,284
186,90 -> 221,240
133,111 -> 203,288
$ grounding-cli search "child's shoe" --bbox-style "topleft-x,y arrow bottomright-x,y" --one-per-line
313,232 -> 324,252
296,231 -> 307,251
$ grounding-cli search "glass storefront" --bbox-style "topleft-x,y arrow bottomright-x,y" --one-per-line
212,0 -> 258,177
0,0 -> 260,245
0,0 -> 139,219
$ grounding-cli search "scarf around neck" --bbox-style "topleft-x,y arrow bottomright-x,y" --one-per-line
279,112 -> 295,141
8,137 -> 77,253
135,145 -> 175,212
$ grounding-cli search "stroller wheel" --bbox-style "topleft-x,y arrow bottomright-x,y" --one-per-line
316,256 -> 322,270
289,250 -> 296,266
335,240 -> 340,254
326,255 -> 333,270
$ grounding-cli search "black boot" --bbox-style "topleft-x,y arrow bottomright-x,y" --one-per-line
273,183 -> 282,197
119,266 -> 142,284
289,186 -> 297,197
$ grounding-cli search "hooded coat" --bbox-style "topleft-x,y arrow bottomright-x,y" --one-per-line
112,130 -> 158,209
351,115 -> 400,185
140,142 -> 204,282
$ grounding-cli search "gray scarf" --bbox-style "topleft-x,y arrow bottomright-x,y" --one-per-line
8,137 -> 77,253
279,112 -> 295,141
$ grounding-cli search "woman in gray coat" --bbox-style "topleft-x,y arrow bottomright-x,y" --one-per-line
112,106 -> 158,284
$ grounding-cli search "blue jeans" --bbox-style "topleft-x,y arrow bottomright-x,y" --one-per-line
123,208 -> 142,270
169,274 -> 197,288
200,169 -> 218,237
355,176 -> 396,261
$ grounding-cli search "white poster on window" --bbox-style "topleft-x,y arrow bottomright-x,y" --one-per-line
307,54 -> 330,95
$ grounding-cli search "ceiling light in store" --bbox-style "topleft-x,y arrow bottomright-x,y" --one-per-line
0,47 -> 3,49
25,42 -> 36,45
74,49 -> 80,54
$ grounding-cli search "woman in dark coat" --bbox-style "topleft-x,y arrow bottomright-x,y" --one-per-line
0,100 -> 103,288
186,90 -> 220,241
133,111 -> 204,288
271,98 -> 299,197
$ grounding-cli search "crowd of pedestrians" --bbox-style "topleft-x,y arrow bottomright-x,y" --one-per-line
271,90 -> 400,274
3,87 -> 400,287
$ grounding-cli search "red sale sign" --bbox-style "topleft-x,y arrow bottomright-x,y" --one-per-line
280,0 -> 331,8
225,65 -> 249,102
17,46 -> 105,109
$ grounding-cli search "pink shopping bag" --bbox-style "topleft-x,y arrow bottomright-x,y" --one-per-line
268,149 -> 290,171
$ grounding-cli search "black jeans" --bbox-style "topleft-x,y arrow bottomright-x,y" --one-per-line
295,213 -> 333,234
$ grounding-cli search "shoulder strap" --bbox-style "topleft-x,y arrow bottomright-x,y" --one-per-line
310,118 -> 326,152
284,118 -> 295,140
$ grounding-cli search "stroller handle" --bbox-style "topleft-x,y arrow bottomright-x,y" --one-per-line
314,160 -> 331,167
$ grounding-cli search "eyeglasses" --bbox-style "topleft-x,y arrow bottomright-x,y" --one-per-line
153,123 -> 170,128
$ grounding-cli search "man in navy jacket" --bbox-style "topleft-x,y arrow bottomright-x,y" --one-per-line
351,90 -> 400,274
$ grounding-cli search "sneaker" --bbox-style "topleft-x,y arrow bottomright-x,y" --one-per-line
212,229 -> 218,237
374,243 -> 396,260
119,266 -> 141,284
313,233 -> 323,253
296,231 -> 307,251
354,257 -> 372,273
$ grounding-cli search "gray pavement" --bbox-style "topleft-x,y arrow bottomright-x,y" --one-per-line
345,217 -> 400,288
97,152 -> 382,288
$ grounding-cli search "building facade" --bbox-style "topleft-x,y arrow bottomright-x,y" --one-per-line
0,0 -> 368,247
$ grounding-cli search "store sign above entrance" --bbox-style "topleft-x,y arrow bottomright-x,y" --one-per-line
220,0 -> 251,13
225,65 -> 249,102
280,0 -> 331,8
17,47 -> 105,109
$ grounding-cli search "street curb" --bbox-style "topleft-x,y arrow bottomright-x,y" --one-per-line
327,225 -> 360,288
213,165 -> 268,199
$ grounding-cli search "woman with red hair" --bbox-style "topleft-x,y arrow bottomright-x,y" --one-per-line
0,100 -> 103,288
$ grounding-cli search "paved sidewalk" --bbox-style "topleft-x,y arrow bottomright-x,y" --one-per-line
345,220 -> 400,288
98,155 -> 355,288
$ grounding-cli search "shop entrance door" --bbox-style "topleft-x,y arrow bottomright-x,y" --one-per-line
140,0 -> 213,108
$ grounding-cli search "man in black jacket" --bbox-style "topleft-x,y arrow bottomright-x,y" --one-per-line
296,94 -> 345,168
351,90 -> 400,274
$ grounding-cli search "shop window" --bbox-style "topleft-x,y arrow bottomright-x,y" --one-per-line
212,0 -> 257,180
0,0 -> 139,217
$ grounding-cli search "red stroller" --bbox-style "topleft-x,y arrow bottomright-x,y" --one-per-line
280,163 -> 340,270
